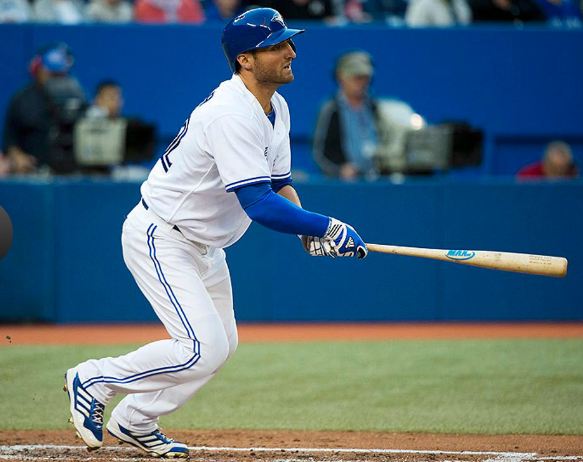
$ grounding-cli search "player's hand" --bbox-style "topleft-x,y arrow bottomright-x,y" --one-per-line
299,235 -> 333,257
323,218 -> 368,259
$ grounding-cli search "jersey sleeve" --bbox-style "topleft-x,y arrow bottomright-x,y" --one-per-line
206,114 -> 271,192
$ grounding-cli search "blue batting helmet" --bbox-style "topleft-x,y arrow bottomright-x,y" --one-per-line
221,8 -> 304,73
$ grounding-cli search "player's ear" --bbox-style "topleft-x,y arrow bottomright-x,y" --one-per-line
237,53 -> 253,72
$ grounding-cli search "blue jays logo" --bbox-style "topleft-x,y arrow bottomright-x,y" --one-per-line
272,12 -> 285,27
446,250 -> 476,260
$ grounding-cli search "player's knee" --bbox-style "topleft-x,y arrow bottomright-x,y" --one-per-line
197,330 -> 230,375
175,320 -> 232,378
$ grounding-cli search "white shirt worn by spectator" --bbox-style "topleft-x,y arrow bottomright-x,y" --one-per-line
0,0 -> 31,22
86,0 -> 132,22
33,0 -> 84,23
85,105 -> 109,119
406,0 -> 471,26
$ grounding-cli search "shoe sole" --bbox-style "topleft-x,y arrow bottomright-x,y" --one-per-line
64,370 -> 102,450
106,424 -> 188,459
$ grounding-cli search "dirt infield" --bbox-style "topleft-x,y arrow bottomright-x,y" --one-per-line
3,322 -> 583,345
1,429 -> 583,462
2,323 -> 583,461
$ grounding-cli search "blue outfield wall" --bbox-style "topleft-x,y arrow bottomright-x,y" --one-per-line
0,178 -> 581,323
0,24 -> 582,174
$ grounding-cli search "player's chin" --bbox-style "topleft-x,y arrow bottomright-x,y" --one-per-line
280,71 -> 294,83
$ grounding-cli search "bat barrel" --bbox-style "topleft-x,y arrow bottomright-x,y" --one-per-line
366,244 -> 568,278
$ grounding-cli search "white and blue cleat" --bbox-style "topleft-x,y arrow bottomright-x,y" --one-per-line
106,418 -> 189,458
64,369 -> 105,450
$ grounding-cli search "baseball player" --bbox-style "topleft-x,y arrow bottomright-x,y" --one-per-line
64,8 -> 367,458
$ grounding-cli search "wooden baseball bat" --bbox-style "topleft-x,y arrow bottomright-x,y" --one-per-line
366,243 -> 568,278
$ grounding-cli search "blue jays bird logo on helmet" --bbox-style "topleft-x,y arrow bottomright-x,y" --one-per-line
221,8 -> 304,73
272,11 -> 285,27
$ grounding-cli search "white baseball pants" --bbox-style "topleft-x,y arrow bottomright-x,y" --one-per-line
74,202 -> 238,432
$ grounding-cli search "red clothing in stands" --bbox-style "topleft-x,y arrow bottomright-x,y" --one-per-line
517,161 -> 578,179
134,0 -> 204,23
517,162 -> 545,178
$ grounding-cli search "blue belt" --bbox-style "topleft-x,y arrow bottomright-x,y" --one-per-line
141,198 -> 181,233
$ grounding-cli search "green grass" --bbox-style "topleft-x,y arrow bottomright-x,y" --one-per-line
1,339 -> 582,434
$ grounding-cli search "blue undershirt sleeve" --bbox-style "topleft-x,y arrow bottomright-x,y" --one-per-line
235,182 -> 329,237
271,176 -> 293,193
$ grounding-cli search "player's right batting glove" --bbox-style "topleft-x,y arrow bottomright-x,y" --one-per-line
323,218 -> 368,259
299,235 -> 333,256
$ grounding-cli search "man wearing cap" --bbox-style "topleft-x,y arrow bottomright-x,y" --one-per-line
314,50 -> 383,180
2,42 -> 85,174
63,8 -> 367,459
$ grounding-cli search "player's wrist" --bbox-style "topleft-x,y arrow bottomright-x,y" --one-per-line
323,217 -> 344,241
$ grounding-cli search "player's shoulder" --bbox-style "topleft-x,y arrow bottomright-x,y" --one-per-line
190,81 -> 263,137
196,76 -> 257,118
214,76 -> 255,105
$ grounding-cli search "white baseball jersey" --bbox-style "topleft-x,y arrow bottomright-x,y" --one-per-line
141,74 -> 293,248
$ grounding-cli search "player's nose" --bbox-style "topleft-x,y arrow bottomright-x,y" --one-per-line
284,41 -> 296,59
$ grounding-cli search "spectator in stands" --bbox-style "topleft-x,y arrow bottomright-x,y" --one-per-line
76,80 -> 125,175
358,0 -> 408,22
33,0 -> 85,23
268,0 -> 338,21
203,0 -> 245,21
86,0 -> 132,22
517,140 -> 579,179
0,0 -> 32,22
2,42 -> 86,174
406,0 -> 472,25
469,0 -> 546,22
134,0 -> 204,22
533,0 -> 582,26
341,0 -> 372,22
313,50 -> 382,180
86,80 -> 124,119
76,78 -> 157,175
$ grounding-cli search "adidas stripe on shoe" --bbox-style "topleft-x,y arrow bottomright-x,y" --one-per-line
64,369 -> 105,450
106,419 -> 189,458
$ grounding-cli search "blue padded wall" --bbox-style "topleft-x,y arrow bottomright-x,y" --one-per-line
0,178 -> 581,322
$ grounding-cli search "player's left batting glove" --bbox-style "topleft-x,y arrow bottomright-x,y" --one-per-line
299,235 -> 333,257
323,218 -> 368,259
